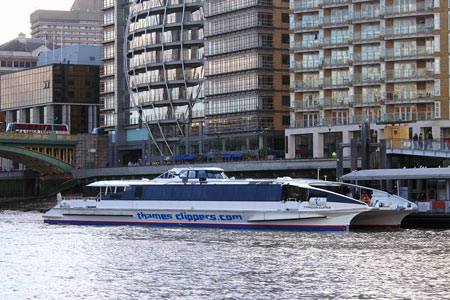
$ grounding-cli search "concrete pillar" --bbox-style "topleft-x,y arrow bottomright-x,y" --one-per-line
19,109 -> 26,123
5,111 -> 13,123
32,108 -> 39,124
62,105 -> 67,125
288,134 -> 296,159
343,130 -> 350,157
314,132 -> 323,158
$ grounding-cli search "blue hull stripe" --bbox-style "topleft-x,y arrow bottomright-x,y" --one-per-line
44,219 -> 348,231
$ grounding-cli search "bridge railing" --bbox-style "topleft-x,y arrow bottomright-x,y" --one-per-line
386,138 -> 450,153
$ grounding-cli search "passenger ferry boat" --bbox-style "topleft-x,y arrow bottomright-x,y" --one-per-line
43,168 -> 416,231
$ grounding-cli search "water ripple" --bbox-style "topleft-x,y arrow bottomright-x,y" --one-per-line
0,211 -> 449,299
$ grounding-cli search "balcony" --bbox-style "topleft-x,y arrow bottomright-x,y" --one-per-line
385,90 -> 434,104
292,118 -> 325,128
293,60 -> 321,72
323,36 -> 349,48
322,15 -> 350,28
353,9 -> 380,23
383,111 -> 434,122
323,56 -> 349,68
385,25 -> 434,39
353,94 -> 383,106
323,77 -> 350,88
322,97 -> 353,109
294,20 -> 321,32
385,46 -> 434,61
385,68 -> 434,82
352,73 -> 382,85
353,52 -> 381,64
352,31 -> 380,44
324,116 -> 351,126
322,0 -> 350,7
384,1 -> 434,18
292,79 -> 320,91
290,0 -> 320,12
293,39 -> 322,52
293,99 -> 322,111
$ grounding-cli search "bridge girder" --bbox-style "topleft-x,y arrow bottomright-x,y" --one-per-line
0,145 -> 73,177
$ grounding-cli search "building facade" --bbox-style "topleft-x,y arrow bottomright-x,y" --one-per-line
1,64 -> 99,134
30,0 -> 102,47
100,0 -> 292,165
125,0 -> 205,159
100,0 -> 133,166
286,0 -> 450,159
0,33 -> 54,76
204,0 -> 291,155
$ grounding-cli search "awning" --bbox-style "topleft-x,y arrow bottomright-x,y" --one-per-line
222,153 -> 244,159
342,167 -> 450,181
172,154 -> 198,161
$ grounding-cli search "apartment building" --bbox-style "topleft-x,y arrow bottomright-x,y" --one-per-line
286,0 -> 450,159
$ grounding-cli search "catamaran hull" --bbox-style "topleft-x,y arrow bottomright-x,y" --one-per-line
43,207 -> 364,231
350,208 -> 415,228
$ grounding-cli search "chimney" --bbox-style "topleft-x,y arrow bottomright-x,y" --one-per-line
18,33 -> 26,43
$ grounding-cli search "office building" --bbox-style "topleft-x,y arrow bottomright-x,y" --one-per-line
204,0 -> 291,155
101,0 -> 291,165
30,0 -> 102,47
125,0 -> 204,159
1,63 -> 99,134
286,0 -> 450,159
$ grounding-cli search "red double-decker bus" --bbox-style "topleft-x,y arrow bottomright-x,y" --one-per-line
5,123 -> 70,134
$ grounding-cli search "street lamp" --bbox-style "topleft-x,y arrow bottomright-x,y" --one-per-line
327,126 -> 332,158
264,127 -> 269,159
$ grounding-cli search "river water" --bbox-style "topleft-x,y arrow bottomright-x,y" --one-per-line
1,210 -> 449,300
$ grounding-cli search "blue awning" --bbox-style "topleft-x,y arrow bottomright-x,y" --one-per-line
222,153 -> 244,159
172,154 -> 197,161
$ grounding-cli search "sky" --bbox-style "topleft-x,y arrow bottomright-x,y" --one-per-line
0,0 -> 75,45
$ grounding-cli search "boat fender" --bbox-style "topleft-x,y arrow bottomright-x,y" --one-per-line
309,197 -> 327,206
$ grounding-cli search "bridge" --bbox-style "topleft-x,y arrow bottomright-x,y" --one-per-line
0,132 -> 77,177
1,133 -> 450,180
386,139 -> 450,159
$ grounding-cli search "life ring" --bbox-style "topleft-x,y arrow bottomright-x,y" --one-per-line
361,196 -> 371,205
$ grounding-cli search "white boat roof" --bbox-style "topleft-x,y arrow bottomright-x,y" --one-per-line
88,180 -> 132,187
165,167 -> 225,173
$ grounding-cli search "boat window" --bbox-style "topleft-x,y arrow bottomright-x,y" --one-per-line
134,186 -> 143,198
207,171 -> 227,179
179,170 -> 188,178
198,170 -> 207,178
188,170 -> 197,178
309,189 -> 328,198
282,185 -> 309,201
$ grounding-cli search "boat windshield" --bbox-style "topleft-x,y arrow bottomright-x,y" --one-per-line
311,184 -> 353,198
179,170 -> 228,179
157,171 -> 177,179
